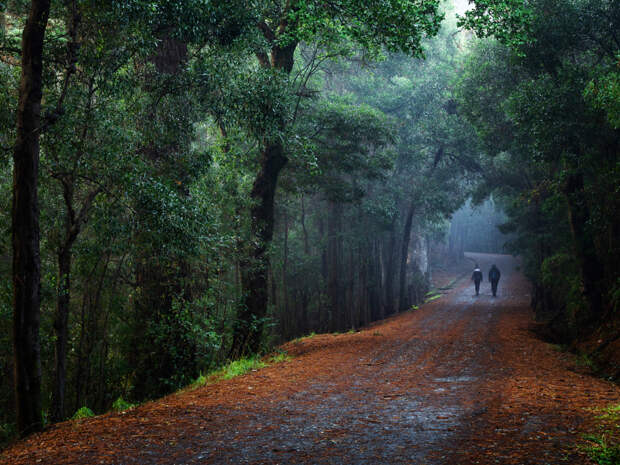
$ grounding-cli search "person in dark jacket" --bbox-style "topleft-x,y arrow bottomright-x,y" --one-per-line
471,264 -> 483,296
488,264 -> 501,297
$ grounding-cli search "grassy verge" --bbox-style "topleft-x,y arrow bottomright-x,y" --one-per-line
579,404 -> 620,465
190,351 -> 292,389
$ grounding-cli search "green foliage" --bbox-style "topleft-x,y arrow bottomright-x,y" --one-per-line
455,0 -> 620,339
191,374 -> 208,388
266,352 -> 292,364
71,407 -> 95,420
598,404 -> 620,422
111,397 -> 136,412
581,434 -> 620,465
579,404 -> 620,465
289,0 -> 444,56
0,422 -> 16,450
540,254 -> 587,326
585,68 -> 620,129
219,357 -> 267,380
457,0 -> 534,50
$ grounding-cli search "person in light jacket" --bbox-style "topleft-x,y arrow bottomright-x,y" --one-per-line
471,264 -> 483,296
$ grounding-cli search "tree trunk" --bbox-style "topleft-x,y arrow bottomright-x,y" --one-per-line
51,243 -> 72,422
231,34 -> 296,355
301,195 -> 310,255
327,201 -> 342,331
12,0 -> 50,438
282,209 -> 289,326
233,142 -> 287,356
383,225 -> 397,315
563,172 -> 605,318
398,202 -> 416,312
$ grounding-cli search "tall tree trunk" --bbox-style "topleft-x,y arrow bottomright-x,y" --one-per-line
282,209 -> 290,326
383,225 -> 397,315
398,202 -> 416,312
232,32 -> 296,355
301,195 -> 310,255
12,0 -> 50,437
233,142 -> 287,356
370,239 -> 383,322
51,182 -> 97,421
563,171 -> 605,318
327,201 -> 342,331
51,243 -> 71,422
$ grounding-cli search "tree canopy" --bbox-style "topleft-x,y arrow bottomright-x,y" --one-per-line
0,0 -> 618,443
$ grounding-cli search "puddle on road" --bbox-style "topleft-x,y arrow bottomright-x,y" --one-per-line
433,376 -> 477,383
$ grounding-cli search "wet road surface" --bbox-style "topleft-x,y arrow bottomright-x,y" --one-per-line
4,253 -> 619,464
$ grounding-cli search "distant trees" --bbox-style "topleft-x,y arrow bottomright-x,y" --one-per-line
1,0 -> 456,438
2,0 -> 616,443
457,0 -> 620,337
265,7 -> 481,339
230,0 -> 445,357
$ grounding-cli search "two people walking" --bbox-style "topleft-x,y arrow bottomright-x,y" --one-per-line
471,263 -> 501,297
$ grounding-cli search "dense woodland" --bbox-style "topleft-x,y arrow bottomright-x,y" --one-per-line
0,0 -> 618,443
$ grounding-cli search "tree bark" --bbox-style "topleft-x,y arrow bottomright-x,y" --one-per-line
327,201 -> 342,331
12,0 -> 50,437
563,171 -> 605,318
51,243 -> 71,422
398,202 -> 416,311
383,224 -> 397,315
232,34 -> 296,356
232,142 -> 287,356
51,182 -> 98,422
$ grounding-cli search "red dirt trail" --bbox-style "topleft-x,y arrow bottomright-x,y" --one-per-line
3,253 -> 619,464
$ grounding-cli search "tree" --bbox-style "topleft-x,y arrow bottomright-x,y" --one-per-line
457,0 -> 620,335
12,0 -> 50,437
231,0 -> 444,356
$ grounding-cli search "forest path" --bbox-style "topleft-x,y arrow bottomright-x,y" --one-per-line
4,253 -> 619,464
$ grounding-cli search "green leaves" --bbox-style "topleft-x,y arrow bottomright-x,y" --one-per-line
457,0 -> 535,51
287,0 -> 443,57
585,68 -> 620,129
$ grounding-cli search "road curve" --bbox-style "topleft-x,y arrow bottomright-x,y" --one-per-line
4,253 -> 619,464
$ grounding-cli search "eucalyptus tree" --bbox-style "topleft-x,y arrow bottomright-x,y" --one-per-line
457,0 -> 620,333
228,0 -> 444,356
337,11 -> 481,313
10,0 -> 51,438
259,5 -> 483,338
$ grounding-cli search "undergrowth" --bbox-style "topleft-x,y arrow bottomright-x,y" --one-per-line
112,397 -> 137,412
190,351 -> 292,388
291,332 -> 316,343
580,404 -> 620,465
424,290 -> 442,303
71,406 -> 95,420
0,423 -> 16,450
581,434 -> 620,465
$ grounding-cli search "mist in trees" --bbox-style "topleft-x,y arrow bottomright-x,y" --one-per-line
0,0 -> 617,443
446,198 -> 510,261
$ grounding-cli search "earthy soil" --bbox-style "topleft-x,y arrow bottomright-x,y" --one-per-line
3,253 -> 619,464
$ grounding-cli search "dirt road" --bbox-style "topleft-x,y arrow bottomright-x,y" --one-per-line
4,253 -> 619,464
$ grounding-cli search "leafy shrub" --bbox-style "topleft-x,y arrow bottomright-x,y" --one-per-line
582,434 -> 620,465
71,406 -> 95,420
112,397 -> 136,412
540,253 -> 588,332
